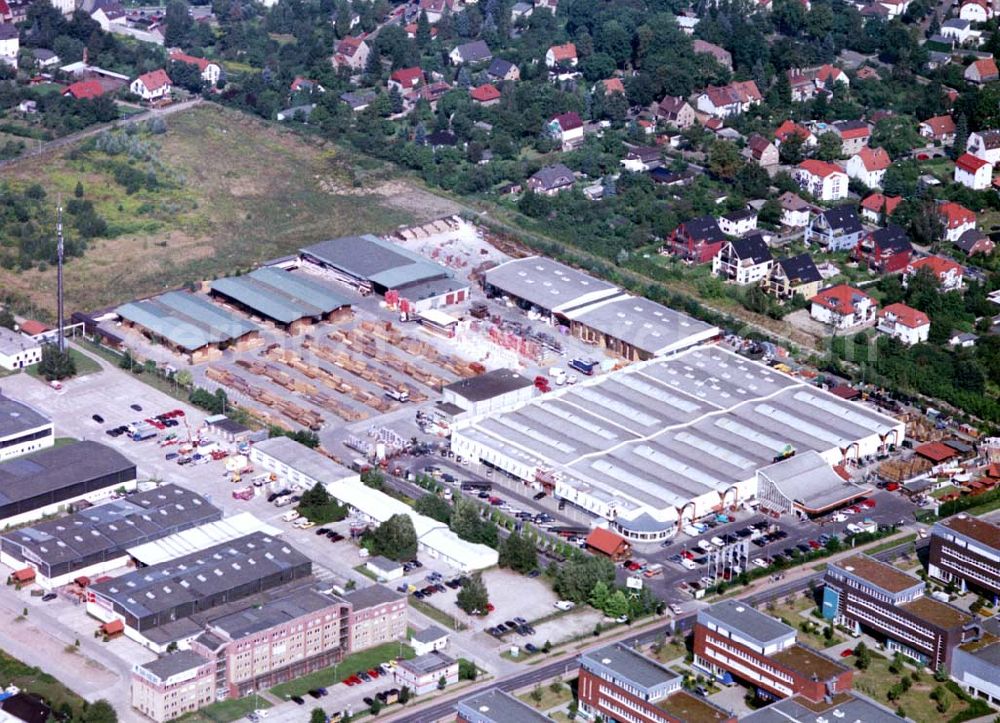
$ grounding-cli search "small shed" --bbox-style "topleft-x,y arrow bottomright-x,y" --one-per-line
915,442 -> 959,464
100,619 -> 124,638
585,528 -> 632,561
10,568 -> 35,586
366,555 -> 404,581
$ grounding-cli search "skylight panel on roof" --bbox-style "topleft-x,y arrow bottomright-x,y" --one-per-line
540,406 -> 618,441
792,390 -> 889,432
616,375 -> 701,413
495,417 -> 575,454
714,417 -> 786,452
674,432 -> 755,469
632,444 -> 724,489
754,403 -> 848,446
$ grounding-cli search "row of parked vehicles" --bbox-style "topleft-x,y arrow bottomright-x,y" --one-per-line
486,616 -> 534,639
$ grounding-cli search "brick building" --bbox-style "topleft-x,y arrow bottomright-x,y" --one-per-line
823,553 -> 981,669
579,643 -> 736,723
342,584 -> 408,651
694,599 -> 852,702
131,651 -> 215,723
928,514 -> 1000,598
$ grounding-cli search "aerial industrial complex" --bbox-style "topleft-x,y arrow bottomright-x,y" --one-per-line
451,345 -> 902,540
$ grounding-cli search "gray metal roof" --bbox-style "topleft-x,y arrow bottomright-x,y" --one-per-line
758,451 -> 867,513
444,369 -> 534,403
341,583 -> 405,610
0,441 -> 135,508
116,291 -> 258,351
367,555 -> 402,572
740,692 -> 907,723
564,295 -> 719,356
0,327 -> 38,357
456,689 -> 554,723
90,532 -> 311,618
1,484 -> 221,570
580,643 -> 678,690
207,587 -> 338,639
400,650 -> 455,675
0,395 -> 49,438
136,650 -> 208,681
210,268 -> 351,324
412,625 -> 447,643
699,599 -> 794,647
483,256 -> 620,314
300,235 -> 453,291
252,436 -> 355,483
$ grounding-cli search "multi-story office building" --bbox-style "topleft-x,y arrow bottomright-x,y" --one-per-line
694,599 -> 852,702
824,553 -> 981,669
929,514 -> 1000,598
342,584 -> 408,651
457,689 -> 556,723
579,643 -> 736,723
131,651 -> 215,723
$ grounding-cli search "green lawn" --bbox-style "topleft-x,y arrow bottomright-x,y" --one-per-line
24,347 -> 101,380
354,563 -> 378,581
174,696 -> 271,723
270,642 -> 414,699
410,597 -> 467,631
52,437 -> 77,448
517,681 -> 574,711
0,649 -> 86,718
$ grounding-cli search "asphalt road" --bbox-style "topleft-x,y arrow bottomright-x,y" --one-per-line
391,538 -> 928,723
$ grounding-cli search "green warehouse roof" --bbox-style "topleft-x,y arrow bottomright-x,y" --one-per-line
116,291 -> 259,351
210,268 -> 352,325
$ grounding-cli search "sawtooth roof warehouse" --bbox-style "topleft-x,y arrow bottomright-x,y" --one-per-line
451,346 -> 904,541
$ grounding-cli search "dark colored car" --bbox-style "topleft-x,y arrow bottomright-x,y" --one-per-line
524,643 -> 538,653
307,690 -> 322,699
92,414 -> 104,423
532,491 -> 546,500
42,592 -> 57,602
290,696 -> 305,705
316,528 -> 329,536
130,403 -> 142,412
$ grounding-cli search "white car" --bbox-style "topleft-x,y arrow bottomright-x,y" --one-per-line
669,603 -> 683,615
554,600 -> 576,611
281,510 -> 300,522
751,558 -> 768,569
710,536 -> 725,547
696,540 -> 713,552
682,525 -> 700,537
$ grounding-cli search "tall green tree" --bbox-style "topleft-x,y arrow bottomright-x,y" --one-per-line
456,572 -> 489,614
414,493 -> 452,523
554,556 -> 616,603
498,531 -> 538,573
816,131 -> 842,161
368,514 -> 417,561
37,344 -> 76,381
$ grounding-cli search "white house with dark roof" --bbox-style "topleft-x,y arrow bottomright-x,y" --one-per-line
712,234 -> 773,285
526,163 -> 575,195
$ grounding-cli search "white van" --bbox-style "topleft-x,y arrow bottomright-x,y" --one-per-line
554,600 -> 576,611
282,510 -> 300,522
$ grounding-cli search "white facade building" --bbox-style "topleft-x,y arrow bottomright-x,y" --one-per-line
0,327 -> 41,371
0,395 -> 53,461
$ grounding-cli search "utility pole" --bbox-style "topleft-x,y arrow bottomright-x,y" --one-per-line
56,199 -> 65,352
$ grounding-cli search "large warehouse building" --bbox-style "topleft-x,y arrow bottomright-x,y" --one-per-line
115,291 -> 261,363
87,532 -> 312,649
0,393 -> 53,462
0,484 -> 222,589
451,346 -> 903,541
209,268 -> 352,333
300,235 -> 470,311
483,257 -> 719,360
0,441 -> 137,528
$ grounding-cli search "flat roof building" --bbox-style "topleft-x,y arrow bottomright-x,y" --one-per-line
396,651 -> 459,695
457,689 -> 556,723
694,600 -> 852,703
0,441 -> 137,528
929,514 -> 1000,598
451,346 -> 903,541
952,618 -> 1000,707
483,257 -> 719,361
757,451 -> 869,517
440,368 -> 536,419
248,436 -> 359,492
0,393 -> 53,462
824,553 -> 980,669
0,484 -> 221,589
115,291 -> 261,363
0,327 -> 42,371
209,267 -> 352,332
740,691 -> 908,723
87,532 -> 312,647
300,235 -> 470,311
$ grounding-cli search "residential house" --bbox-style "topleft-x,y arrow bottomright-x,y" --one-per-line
692,38 -> 732,69
857,66 -> 881,80
787,64 -> 849,102
418,0 -> 453,23
960,0 -> 992,21
534,0 -> 558,12
30,48 -> 60,69
955,228 -> 995,256
0,24 -> 17,68
967,129 -> 1000,163
90,0 -> 126,30
333,36 -> 369,71
907,255 -> 965,290
0,0 -> 12,22
662,216 -> 727,264
804,206 -> 864,251
598,78 -> 625,97
778,191 -> 812,228
856,225 -> 913,273
545,42 -> 577,68
130,69 -> 171,101
620,146 -> 662,172
656,95 -> 696,129
845,146 -> 891,189
388,67 -> 424,92
168,51 -> 221,85
718,208 -> 758,236
810,285 -> 878,329
404,22 -> 437,40
878,303 -> 931,345
340,89 -> 376,112
470,84 -> 501,106
396,652 -> 459,695
860,193 -> 902,224
955,152 -> 993,190
510,1 -> 533,22
950,331 -> 979,347
526,164 -> 575,196
919,115 -> 957,144
966,57 -> 999,84
774,119 -> 817,148
938,201 -> 977,243
696,80 -> 762,118
793,159 -> 848,201
449,40 -> 491,65
418,81 -> 451,107
767,253 -> 822,301
942,18 -> 978,44
832,120 -> 871,156
290,77 -> 325,94
547,112 -> 584,151
712,234 -> 774,285
487,58 -> 520,82
746,133 -> 779,169
585,528 -> 632,561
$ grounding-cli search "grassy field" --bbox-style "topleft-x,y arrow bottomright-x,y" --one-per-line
0,649 -> 86,717
0,103 -> 461,316
24,348 -> 102,379
269,642 -> 414,699
517,681 -> 574,711
174,696 -> 271,723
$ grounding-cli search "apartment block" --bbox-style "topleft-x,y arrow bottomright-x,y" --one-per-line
823,553 -> 980,669
579,643 -> 736,723
131,651 -> 215,723
342,584 -> 408,651
694,599 -> 852,702
929,514 -> 1000,598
